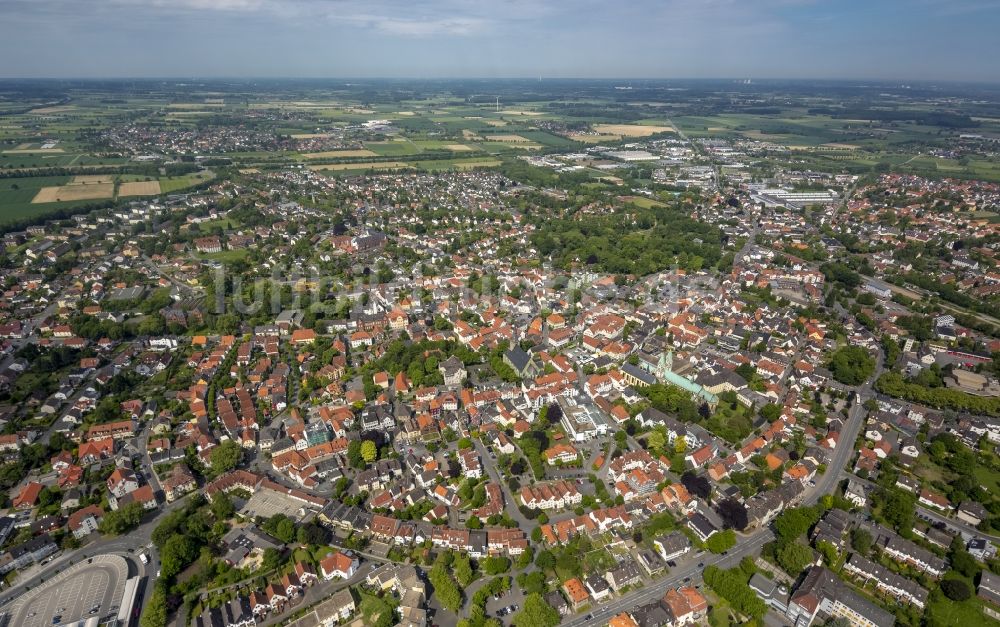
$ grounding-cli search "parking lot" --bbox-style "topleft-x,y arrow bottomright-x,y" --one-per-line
4,554 -> 129,627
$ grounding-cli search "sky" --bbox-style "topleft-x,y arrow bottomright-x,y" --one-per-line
1,0 -> 999,81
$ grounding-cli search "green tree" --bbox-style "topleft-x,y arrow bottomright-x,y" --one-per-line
361,440 -> 378,463
139,584 -> 168,627
773,505 -> 821,542
512,592 -> 561,627
211,492 -> 235,520
99,502 -> 145,536
776,542 -> 815,575
211,440 -> 242,474
881,489 -> 916,533
646,428 -> 667,453
850,528 -> 872,554
705,529 -> 736,554
160,534 -> 199,579
482,556 -> 510,575
828,346 -> 875,386
949,537 -> 980,578
454,554 -> 475,586
429,563 -> 463,612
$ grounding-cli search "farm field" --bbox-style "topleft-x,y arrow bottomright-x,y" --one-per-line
118,180 -> 162,197
301,149 -> 377,159
32,181 -> 113,203
592,124 -> 673,136
159,172 -> 214,193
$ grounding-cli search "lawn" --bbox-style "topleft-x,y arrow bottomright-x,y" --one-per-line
199,249 -> 249,263
926,593 -> 1000,626
160,172 -> 214,193
358,589 -> 396,626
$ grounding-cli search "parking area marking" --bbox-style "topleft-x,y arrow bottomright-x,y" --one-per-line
4,555 -> 129,627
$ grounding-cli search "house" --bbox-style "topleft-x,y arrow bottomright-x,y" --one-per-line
162,464 -> 197,502
978,570 -> 1000,607
67,505 -> 103,539
265,582 -> 288,611
503,347 -> 535,377
844,479 -> 867,508
439,356 -> 467,388
294,561 -> 318,587
957,501 -> 988,527
609,614 -> 640,627
662,587 -> 708,625
882,535 -> 947,577
605,561 -> 643,592
585,573 -> 611,602
320,551 -> 359,580
787,566 -> 895,627
299,588 -> 356,625
0,533 -> 58,574
687,512 -> 718,542
280,571 -> 303,598
748,572 -> 790,614
194,597 -> 255,627
545,590 -> 571,616
12,482 -> 44,510
290,329 -> 317,345
543,444 -> 579,465
842,553 -> 928,608
653,531 -> 691,563
918,488 -> 950,512
107,468 -> 140,498
78,438 -> 115,464
562,577 -> 591,611
85,419 -> 136,441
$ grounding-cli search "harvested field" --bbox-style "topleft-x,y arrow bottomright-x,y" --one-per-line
568,133 -> 618,143
484,120 -> 508,127
28,105 -> 76,114
308,161 -> 409,171
444,144 -> 474,151
592,124 -> 673,136
71,175 -> 114,184
239,168 -> 260,174
119,181 -> 161,196
302,149 -> 377,159
32,182 -> 113,203
462,130 -> 482,139
500,110 -> 543,116
3,148 -> 65,154
485,134 -> 532,143
291,133 -> 332,139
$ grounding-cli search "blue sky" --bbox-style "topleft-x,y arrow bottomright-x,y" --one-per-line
1,0 -> 999,81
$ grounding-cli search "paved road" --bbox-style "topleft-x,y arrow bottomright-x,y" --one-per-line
563,361 -> 876,627
0,494 -> 183,608
840,470 -> 1000,543
562,532 -> 774,627
471,437 -> 533,530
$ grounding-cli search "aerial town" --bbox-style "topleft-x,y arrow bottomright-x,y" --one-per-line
0,77 -> 998,627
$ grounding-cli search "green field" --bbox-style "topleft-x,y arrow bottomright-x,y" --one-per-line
160,172 -> 214,193
0,175 -> 93,224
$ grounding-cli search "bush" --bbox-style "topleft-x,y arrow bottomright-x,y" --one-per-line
940,578 -> 972,601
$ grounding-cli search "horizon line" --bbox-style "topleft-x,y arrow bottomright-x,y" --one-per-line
1,76 -> 999,86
